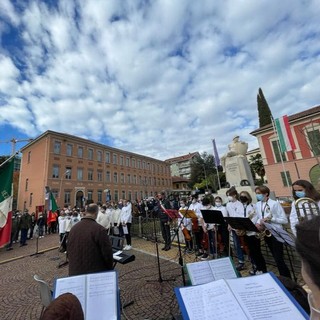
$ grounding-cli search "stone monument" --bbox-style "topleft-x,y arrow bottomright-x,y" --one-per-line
218,136 -> 255,200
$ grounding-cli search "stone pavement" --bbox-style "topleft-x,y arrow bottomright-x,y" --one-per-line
0,234 -> 304,320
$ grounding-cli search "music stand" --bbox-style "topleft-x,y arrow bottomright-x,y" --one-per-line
224,217 -> 259,233
264,222 -> 297,281
201,210 -> 226,259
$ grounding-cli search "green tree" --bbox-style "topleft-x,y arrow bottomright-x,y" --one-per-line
249,153 -> 265,184
257,88 -> 273,127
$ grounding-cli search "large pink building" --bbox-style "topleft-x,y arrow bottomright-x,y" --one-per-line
251,105 -> 320,197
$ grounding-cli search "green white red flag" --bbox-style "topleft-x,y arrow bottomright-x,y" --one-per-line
0,159 -> 14,248
47,192 -> 58,224
275,115 -> 296,152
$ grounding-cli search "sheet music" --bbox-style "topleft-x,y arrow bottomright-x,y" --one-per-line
187,261 -> 215,285
86,272 -> 118,320
179,280 -> 248,320
54,275 -> 87,315
208,257 -> 238,281
227,273 -> 307,320
264,222 -> 295,247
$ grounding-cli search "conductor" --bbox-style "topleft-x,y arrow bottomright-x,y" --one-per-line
67,203 -> 113,276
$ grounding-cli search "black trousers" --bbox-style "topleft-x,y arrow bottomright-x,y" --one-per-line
265,235 -> 291,278
124,223 -> 132,246
160,221 -> 171,248
245,235 -> 267,272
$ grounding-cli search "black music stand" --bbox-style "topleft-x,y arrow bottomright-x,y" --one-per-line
30,229 -> 44,257
264,222 -> 297,281
201,210 -> 226,259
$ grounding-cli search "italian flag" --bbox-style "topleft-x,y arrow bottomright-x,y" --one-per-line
0,159 -> 14,248
48,192 -> 58,224
275,115 -> 296,152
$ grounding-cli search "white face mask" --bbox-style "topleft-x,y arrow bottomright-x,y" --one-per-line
215,202 -> 222,207
227,196 -> 233,202
180,203 -> 185,208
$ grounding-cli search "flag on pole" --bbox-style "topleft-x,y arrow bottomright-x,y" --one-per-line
274,115 -> 296,152
212,139 -> 221,166
48,192 -> 58,224
0,159 -> 14,248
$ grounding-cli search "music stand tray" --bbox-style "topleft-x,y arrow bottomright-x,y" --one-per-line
178,209 -> 197,219
201,210 -> 225,225
224,217 -> 259,233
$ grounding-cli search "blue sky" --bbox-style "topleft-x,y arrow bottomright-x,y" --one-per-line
0,0 -> 320,159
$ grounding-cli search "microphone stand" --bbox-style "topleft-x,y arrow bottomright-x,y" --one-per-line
30,229 -> 44,257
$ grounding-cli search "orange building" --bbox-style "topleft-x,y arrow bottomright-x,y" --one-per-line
251,105 -> 320,197
18,130 -> 172,211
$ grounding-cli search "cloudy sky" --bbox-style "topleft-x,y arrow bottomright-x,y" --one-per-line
0,0 -> 319,160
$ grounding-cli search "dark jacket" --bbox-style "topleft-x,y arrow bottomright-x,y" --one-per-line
156,198 -> 172,223
67,217 -> 113,276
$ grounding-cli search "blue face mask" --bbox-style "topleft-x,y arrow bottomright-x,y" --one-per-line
256,194 -> 264,201
295,191 -> 305,198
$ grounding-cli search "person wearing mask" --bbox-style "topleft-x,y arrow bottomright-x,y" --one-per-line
178,198 -> 193,253
239,191 -> 267,275
213,196 -> 229,257
226,187 -> 246,271
189,194 -> 204,257
67,203 -> 113,276
295,216 -> 320,319
255,185 -> 291,279
121,200 -> 133,250
111,202 -> 121,236
290,180 -> 320,236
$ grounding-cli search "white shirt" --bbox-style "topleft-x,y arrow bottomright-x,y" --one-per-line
111,208 -> 121,225
178,206 -> 192,231
96,210 -> 112,229
226,200 -> 244,218
58,216 -> 66,234
290,200 -> 320,236
213,205 -> 228,218
243,203 -> 258,236
256,198 -> 288,229
121,205 -> 132,224
189,201 -> 203,221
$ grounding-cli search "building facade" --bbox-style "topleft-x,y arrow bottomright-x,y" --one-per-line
18,131 -> 172,211
165,152 -> 199,179
251,105 -> 320,197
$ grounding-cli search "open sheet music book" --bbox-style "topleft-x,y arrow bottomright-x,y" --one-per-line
54,270 -> 120,320
186,257 -> 239,285
175,272 -> 308,320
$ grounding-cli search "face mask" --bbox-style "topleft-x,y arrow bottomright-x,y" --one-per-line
227,196 -> 233,202
215,202 -> 222,207
295,191 -> 305,198
192,199 -> 196,204
256,194 -> 264,201
240,196 -> 248,203
180,203 -> 185,208
127,202 -> 130,205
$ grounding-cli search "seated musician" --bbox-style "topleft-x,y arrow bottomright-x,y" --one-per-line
178,198 -> 193,253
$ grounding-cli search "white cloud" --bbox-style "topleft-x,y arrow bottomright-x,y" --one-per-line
0,0 -> 320,160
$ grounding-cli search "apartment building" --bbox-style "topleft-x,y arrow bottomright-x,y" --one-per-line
251,105 -> 320,197
18,130 -> 172,211
165,152 -> 199,179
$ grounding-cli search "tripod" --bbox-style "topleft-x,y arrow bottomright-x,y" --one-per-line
147,208 -> 175,284
30,230 -> 44,257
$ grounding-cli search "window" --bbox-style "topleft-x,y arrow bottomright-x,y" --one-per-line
133,175 -> 137,184
65,167 -> 72,179
134,191 -> 138,201
280,171 -> 292,187
52,190 -> 58,198
120,156 -> 124,166
137,160 -> 141,169
78,146 -> 84,158
122,190 -> 126,199
66,144 -> 73,156
88,169 -> 93,181
88,148 -> 93,160
142,161 -> 146,169
272,140 -> 286,163
27,151 -> 31,163
114,190 -> 119,202
106,171 -> 111,183
126,157 -> 130,167
105,152 -> 110,163
64,191 -> 71,205
120,173 -> 125,183
97,170 -> 102,182
128,191 -> 132,201
132,158 -> 136,168
113,172 -> 118,183
77,168 -> 83,180
307,129 -> 320,156
52,165 -> 59,178
87,190 -> 93,201
25,178 -> 29,191
54,141 -> 61,154
113,153 -> 118,165
29,193 -> 33,206
97,150 -> 102,162
97,190 -> 102,203
127,174 -> 131,184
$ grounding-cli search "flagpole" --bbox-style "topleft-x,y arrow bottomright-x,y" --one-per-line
0,153 -> 17,168
212,139 -> 222,190
271,117 -> 291,194
215,166 -> 221,190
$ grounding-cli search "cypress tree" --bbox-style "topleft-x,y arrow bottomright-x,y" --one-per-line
257,88 -> 273,127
